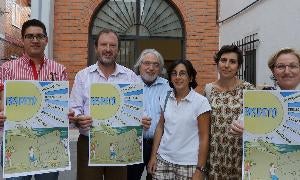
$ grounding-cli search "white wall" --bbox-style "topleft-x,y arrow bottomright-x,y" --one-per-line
219,0 -> 300,87
30,0 -> 54,59
219,0 -> 257,20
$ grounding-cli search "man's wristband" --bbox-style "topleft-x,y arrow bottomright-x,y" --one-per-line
196,165 -> 207,174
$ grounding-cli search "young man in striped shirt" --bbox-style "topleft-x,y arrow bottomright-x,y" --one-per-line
0,19 -> 67,180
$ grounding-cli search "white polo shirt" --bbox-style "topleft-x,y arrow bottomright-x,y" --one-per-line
158,89 -> 211,165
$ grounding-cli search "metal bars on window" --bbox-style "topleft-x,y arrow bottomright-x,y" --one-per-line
91,0 -> 183,37
234,33 -> 259,85
89,0 -> 184,68
118,40 -> 135,68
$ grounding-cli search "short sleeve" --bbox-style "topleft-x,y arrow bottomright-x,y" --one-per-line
197,96 -> 211,116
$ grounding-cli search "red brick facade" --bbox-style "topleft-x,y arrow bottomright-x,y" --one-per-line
0,0 -> 30,64
53,0 -> 218,91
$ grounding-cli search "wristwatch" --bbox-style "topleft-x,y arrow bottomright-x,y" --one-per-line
196,165 -> 207,174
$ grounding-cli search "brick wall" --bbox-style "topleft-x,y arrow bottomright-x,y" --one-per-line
54,0 -> 218,91
0,0 -> 6,60
0,0 -> 30,62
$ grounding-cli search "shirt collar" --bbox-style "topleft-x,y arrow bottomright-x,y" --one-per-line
139,76 -> 166,86
89,62 -> 127,76
22,53 -> 47,65
89,63 -> 99,73
170,88 -> 194,102
113,63 -> 127,75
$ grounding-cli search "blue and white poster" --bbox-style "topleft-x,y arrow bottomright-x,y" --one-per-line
3,80 -> 70,178
89,83 -> 143,166
243,90 -> 300,180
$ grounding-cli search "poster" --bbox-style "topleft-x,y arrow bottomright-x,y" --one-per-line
3,80 -> 70,178
243,90 -> 300,180
89,83 -> 143,166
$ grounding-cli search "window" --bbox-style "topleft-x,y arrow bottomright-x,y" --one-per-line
91,0 -> 183,37
89,0 -> 184,68
11,1 -> 21,28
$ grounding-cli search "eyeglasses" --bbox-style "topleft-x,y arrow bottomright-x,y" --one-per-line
142,61 -> 160,68
170,71 -> 188,78
24,33 -> 47,41
274,63 -> 300,71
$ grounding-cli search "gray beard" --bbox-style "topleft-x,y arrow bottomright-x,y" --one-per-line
141,74 -> 158,84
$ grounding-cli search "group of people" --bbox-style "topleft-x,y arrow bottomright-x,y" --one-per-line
0,18 -> 299,180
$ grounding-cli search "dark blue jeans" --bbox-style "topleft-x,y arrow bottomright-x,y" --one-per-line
6,172 -> 59,180
127,139 -> 153,180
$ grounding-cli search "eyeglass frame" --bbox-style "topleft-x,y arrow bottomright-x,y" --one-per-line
24,33 -> 47,41
274,63 -> 300,71
141,61 -> 160,68
170,70 -> 188,78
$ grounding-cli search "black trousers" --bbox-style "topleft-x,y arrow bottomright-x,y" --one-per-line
127,139 -> 153,180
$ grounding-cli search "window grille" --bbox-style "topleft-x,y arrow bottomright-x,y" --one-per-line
89,0 -> 184,68
233,33 -> 259,85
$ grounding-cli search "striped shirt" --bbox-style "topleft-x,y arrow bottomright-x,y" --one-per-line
0,53 -> 67,90
70,62 -> 140,136
141,76 -> 171,139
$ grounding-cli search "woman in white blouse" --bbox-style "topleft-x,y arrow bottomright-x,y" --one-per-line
148,59 -> 211,180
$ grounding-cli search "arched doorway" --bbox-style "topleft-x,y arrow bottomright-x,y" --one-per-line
89,0 -> 185,69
